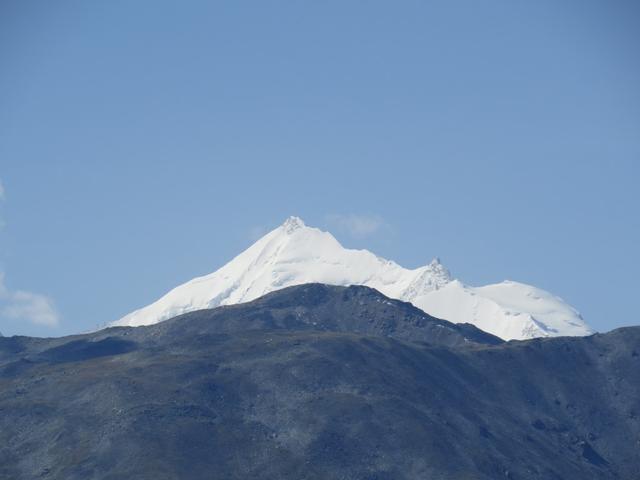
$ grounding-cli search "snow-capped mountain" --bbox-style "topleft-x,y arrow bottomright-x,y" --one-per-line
113,216 -> 593,340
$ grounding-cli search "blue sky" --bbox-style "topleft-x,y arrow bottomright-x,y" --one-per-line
1,0 -> 638,336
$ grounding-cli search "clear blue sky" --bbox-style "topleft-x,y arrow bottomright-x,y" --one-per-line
1,0 -> 638,337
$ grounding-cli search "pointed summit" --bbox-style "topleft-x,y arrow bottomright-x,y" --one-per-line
282,216 -> 305,234
426,257 -> 452,283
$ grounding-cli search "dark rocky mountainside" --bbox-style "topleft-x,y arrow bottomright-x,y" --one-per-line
0,284 -> 638,479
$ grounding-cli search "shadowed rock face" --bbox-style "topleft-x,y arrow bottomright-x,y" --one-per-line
0,284 -> 638,479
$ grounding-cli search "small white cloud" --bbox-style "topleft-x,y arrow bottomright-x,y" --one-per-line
0,185 -> 58,330
0,273 -> 60,328
326,214 -> 387,238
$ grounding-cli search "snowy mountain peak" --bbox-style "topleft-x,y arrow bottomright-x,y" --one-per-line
282,216 -> 306,234
113,217 -> 593,341
427,257 -> 452,283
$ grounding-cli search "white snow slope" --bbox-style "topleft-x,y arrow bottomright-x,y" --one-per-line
113,217 -> 593,340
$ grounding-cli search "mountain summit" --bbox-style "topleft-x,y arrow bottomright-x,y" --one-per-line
113,217 -> 593,340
